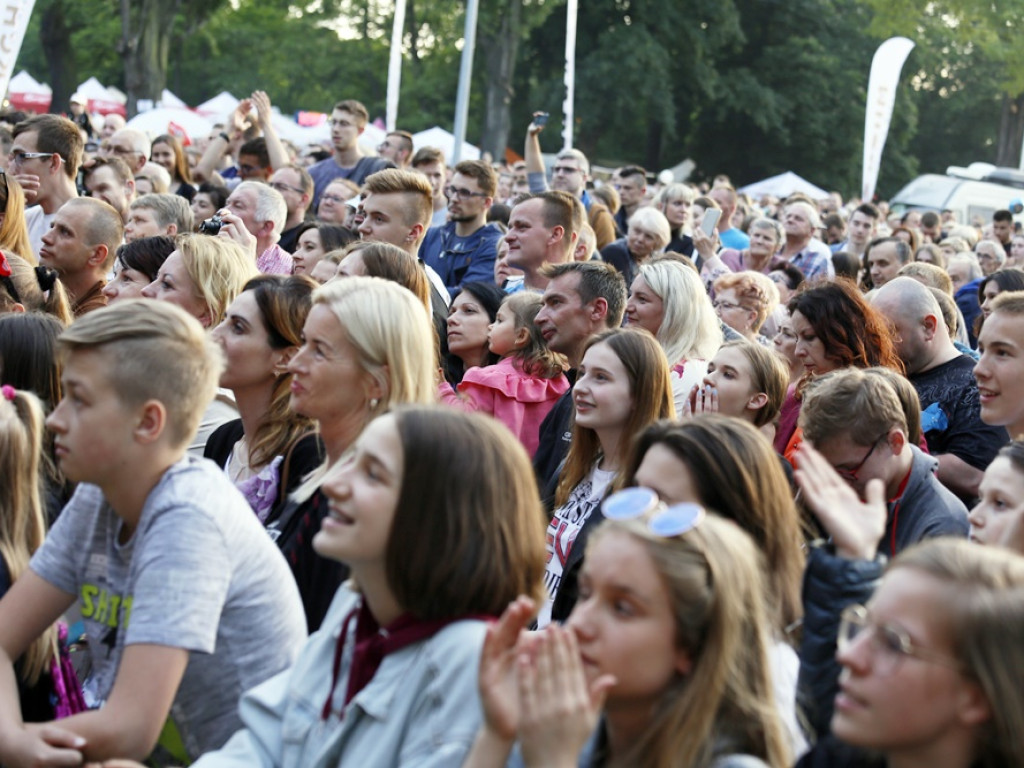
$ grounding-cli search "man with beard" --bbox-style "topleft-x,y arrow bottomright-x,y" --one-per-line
419,159 -> 502,298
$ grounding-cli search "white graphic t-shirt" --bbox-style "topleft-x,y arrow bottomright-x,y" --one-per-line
537,464 -> 615,627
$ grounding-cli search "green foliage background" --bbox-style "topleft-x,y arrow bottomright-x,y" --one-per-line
14,0 -> 1013,199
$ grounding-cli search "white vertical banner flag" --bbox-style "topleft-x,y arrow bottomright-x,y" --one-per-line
386,0 -> 408,132
862,37 -> 915,202
562,0 -> 578,150
0,0 -> 36,101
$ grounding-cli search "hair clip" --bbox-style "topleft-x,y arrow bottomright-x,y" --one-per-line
35,265 -> 57,292
0,250 -> 11,278
1,384 -> 15,402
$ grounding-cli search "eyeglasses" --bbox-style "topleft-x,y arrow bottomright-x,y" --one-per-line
601,487 -> 705,537
0,250 -> 21,305
8,150 -> 55,166
105,145 -> 138,157
712,299 -> 751,313
445,185 -> 488,200
271,181 -> 306,195
328,118 -> 353,128
834,434 -> 887,482
320,193 -> 346,205
552,165 -> 581,175
838,604 -> 962,675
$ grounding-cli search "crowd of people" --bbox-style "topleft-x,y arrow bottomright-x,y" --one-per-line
0,93 -> 1022,768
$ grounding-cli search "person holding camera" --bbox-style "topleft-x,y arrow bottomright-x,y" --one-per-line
208,181 -> 293,275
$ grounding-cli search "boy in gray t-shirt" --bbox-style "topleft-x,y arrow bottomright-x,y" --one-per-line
0,302 -> 306,766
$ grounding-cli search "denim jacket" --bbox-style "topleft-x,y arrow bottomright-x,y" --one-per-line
193,584 -> 487,768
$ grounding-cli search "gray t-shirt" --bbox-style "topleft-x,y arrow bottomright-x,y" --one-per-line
30,456 -> 307,760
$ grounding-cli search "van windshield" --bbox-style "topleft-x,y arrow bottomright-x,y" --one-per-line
890,175 -> 960,211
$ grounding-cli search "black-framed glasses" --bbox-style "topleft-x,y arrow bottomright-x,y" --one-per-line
271,181 -> 305,195
834,434 -> 887,482
602,487 -> 705,537
838,604 -> 962,675
8,150 -> 55,166
444,185 -> 488,200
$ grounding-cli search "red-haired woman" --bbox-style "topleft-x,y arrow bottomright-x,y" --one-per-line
775,279 -> 902,459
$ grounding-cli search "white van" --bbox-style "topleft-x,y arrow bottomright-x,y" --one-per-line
889,166 -> 1024,226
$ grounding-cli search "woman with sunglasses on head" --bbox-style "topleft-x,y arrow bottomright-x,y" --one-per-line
538,328 -> 674,628
467,498 -> 791,768
622,415 -> 809,755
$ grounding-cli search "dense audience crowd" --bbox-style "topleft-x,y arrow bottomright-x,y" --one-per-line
0,95 -> 1022,768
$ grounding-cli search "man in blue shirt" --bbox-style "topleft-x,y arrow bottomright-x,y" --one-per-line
420,160 -> 502,298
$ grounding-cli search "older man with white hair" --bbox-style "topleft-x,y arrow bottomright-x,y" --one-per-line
872,276 -> 1007,502
221,180 -> 292,274
103,128 -> 151,174
776,200 -> 834,281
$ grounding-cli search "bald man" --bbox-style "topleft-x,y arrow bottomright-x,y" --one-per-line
872,277 -> 1007,502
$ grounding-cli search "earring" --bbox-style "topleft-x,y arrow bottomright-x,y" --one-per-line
369,397 -> 380,410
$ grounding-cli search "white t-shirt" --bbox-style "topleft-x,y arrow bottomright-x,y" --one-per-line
537,464 -> 615,627
25,205 -> 56,259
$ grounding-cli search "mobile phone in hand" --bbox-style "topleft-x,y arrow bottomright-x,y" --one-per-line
701,208 -> 722,237
533,112 -> 549,127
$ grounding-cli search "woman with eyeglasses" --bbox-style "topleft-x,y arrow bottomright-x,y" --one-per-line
316,178 -> 359,225
712,271 -> 780,344
465,497 -> 791,768
793,443 -> 1024,768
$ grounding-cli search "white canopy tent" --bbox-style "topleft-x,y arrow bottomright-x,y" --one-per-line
126,108 -> 214,143
195,91 -> 240,118
6,70 -> 51,112
738,171 -> 829,200
412,126 -> 480,161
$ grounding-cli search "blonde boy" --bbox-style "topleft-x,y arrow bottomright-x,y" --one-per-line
0,301 -> 305,766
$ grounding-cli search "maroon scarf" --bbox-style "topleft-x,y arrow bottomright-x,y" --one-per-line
321,599 -> 492,720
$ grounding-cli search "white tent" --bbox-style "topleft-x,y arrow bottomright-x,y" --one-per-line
412,126 -> 480,161
195,91 -> 240,118
7,70 -> 51,112
160,89 -> 187,109
738,171 -> 828,200
127,108 -> 213,143
74,76 -> 125,115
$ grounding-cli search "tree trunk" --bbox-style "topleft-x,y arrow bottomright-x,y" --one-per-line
996,92 -> 1024,168
479,0 -> 521,162
39,0 -> 75,114
120,0 -> 179,117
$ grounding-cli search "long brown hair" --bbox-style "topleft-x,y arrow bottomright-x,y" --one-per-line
588,515 -> 791,768
385,407 -> 547,617
152,134 -> 192,185
555,328 -> 674,508
624,417 -> 805,634
241,275 -> 318,468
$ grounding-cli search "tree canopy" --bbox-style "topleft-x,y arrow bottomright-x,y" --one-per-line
13,0 -> 1013,199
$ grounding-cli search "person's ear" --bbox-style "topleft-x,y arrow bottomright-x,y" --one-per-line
407,223 -> 424,245
675,648 -> 693,677
746,391 -> 769,413
165,224 -> 178,237
272,346 -> 298,376
87,244 -> 109,270
125,179 -> 136,199
514,326 -> 530,347
588,297 -> 609,323
364,366 -> 388,406
956,679 -> 992,728
922,313 -> 939,341
549,225 -> 565,246
887,428 -> 907,455
134,399 -> 167,445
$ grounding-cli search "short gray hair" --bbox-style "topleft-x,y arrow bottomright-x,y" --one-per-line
235,180 -> 287,237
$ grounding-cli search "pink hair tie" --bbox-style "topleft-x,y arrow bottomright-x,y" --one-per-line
1,384 -> 15,401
